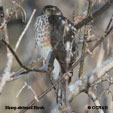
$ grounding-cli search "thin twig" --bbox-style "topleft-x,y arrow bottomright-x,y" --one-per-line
69,55 -> 113,102
19,74 -> 65,113
0,21 -> 14,93
69,16 -> 113,73
16,82 -> 39,102
75,0 -> 113,30
15,9 -> 36,51
88,90 -> 104,113
78,0 -> 92,78
16,82 -> 27,98
0,0 -> 25,29
14,1 -> 27,23
9,57 -> 44,81
0,37 -> 46,73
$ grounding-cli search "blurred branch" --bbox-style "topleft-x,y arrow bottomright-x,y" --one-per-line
16,82 -> 39,102
20,54 -> 113,113
0,8 -> 40,93
0,37 -> 47,73
19,72 -> 66,113
14,0 -> 27,23
0,3 -> 14,93
63,21 -> 71,113
16,81 -> 27,98
0,7 -> 43,94
75,0 -> 113,30
0,0 -> 25,29
88,90 -> 104,113
15,9 -> 36,51
99,82 -> 113,101
78,0 -> 92,78
9,9 -> 37,80
69,14 -> 113,72
69,55 -> 113,102
9,57 -> 43,81
8,9 -> 37,80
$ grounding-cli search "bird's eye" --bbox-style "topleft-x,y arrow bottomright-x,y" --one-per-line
47,9 -> 51,13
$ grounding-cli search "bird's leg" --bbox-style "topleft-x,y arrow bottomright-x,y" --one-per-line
40,50 -> 57,72
40,51 -> 52,71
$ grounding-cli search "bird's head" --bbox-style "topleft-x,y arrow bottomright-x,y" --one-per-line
41,5 -> 63,16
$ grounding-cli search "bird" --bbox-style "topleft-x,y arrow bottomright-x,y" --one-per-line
34,5 -> 78,81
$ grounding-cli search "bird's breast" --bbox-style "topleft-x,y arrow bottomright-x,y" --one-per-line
35,14 -> 52,59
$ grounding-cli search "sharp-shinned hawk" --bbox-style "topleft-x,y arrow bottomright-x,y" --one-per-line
34,5 -> 77,80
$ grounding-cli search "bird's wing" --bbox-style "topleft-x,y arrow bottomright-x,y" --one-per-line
48,15 -> 76,47
48,15 -> 78,72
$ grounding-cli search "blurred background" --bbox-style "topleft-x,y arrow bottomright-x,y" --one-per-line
0,0 -> 113,113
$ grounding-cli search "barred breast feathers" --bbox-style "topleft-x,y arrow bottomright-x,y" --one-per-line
34,14 -> 49,33
34,14 -> 51,47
